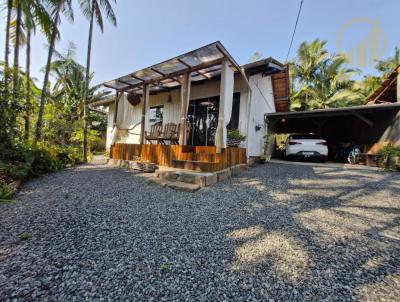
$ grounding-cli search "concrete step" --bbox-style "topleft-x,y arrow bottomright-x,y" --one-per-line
165,181 -> 201,192
147,177 -> 201,192
171,159 -> 220,172
156,168 -> 217,186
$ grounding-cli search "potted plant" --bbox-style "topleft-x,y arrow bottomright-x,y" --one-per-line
227,129 -> 246,147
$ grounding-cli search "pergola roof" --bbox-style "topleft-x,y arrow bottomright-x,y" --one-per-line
103,41 -> 245,94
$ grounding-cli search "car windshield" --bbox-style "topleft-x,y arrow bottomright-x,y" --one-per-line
292,134 -> 322,140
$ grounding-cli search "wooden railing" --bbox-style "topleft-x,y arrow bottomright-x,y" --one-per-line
110,143 -> 247,172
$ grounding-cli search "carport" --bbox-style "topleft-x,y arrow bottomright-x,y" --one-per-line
265,102 -> 400,161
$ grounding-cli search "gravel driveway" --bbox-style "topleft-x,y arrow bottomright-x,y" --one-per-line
1,162 -> 399,301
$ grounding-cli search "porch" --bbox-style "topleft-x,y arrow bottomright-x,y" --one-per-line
109,143 -> 247,172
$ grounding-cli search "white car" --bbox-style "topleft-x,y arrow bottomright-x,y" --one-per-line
285,133 -> 328,161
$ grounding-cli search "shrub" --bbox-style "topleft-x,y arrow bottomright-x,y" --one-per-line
0,142 -> 83,180
0,182 -> 14,200
227,129 -> 246,141
0,161 -> 31,180
377,144 -> 400,171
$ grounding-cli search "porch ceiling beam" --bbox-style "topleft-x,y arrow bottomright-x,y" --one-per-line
151,68 -> 181,85
195,69 -> 211,80
177,59 -> 210,79
355,113 -> 373,127
117,79 -> 137,87
113,58 -> 224,93
177,58 -> 191,68
131,74 -> 145,82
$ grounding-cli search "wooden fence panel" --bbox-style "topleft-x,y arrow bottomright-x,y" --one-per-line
110,143 -> 247,171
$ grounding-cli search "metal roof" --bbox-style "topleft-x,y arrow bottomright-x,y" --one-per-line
103,41 -> 243,93
265,102 -> 400,120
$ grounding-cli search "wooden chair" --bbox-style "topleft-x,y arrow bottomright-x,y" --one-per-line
171,122 -> 191,145
145,124 -> 162,144
158,122 -> 178,144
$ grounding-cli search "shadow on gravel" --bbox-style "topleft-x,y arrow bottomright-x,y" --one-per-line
222,162 -> 400,301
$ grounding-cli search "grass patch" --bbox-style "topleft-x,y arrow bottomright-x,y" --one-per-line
18,232 -> 31,241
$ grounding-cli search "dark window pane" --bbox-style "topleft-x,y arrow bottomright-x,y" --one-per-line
149,105 -> 163,125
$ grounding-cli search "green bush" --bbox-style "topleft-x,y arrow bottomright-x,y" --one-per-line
227,129 -> 246,141
377,145 -> 400,171
0,142 -> 83,180
0,161 -> 31,180
0,182 -> 14,200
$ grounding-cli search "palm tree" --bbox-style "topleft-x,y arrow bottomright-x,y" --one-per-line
290,39 -> 359,110
1,0 -> 13,137
4,0 -> 12,70
79,0 -> 116,161
21,0 -> 53,140
375,47 -> 400,77
34,0 -> 74,143
10,0 -> 22,135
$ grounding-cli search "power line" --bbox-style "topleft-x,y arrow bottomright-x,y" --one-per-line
285,0 -> 304,62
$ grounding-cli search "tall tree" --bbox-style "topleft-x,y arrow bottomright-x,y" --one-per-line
10,0 -> 22,136
4,0 -> 13,70
80,0 -> 116,162
1,0 -> 13,141
290,39 -> 359,110
21,0 -> 53,140
34,0 -> 74,143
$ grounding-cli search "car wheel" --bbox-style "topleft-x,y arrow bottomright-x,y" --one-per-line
348,147 -> 361,164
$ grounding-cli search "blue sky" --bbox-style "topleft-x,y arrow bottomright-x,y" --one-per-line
1,0 -> 399,86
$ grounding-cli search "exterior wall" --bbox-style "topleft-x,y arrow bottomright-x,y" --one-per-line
380,109 -> 400,148
105,72 -> 275,158
246,74 -> 276,157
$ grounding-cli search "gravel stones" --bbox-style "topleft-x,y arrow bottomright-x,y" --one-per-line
0,162 -> 399,301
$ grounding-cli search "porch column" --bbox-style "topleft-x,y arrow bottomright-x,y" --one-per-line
179,72 -> 191,145
215,60 -> 234,153
110,91 -> 123,146
140,84 -> 149,145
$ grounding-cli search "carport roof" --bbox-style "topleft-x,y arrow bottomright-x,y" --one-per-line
265,102 -> 400,121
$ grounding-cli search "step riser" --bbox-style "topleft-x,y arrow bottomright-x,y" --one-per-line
157,171 -> 217,186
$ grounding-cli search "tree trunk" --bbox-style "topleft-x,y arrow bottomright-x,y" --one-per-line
4,0 -> 12,69
10,2 -> 22,138
83,3 -> 95,162
34,5 -> 61,143
0,0 -> 13,132
25,29 -> 31,141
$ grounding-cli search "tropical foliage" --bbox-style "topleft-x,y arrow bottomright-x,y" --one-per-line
1,0 -> 116,191
289,39 -> 399,111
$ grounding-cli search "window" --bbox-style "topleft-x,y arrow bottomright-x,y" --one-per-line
227,92 -> 241,130
149,105 -> 164,126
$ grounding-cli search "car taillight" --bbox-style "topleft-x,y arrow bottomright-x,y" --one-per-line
289,141 -> 301,145
316,142 -> 327,146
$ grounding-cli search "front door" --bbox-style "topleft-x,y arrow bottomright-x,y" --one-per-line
187,96 -> 219,146
187,93 -> 240,146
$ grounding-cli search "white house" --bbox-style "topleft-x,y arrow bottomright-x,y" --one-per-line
93,41 -> 289,171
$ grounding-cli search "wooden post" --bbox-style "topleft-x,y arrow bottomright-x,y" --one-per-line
179,72 -> 191,145
140,84 -> 149,145
113,91 -> 120,124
